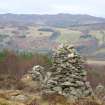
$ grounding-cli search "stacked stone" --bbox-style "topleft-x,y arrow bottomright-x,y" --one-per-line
43,44 -> 92,99
29,65 -> 51,87
29,65 -> 45,82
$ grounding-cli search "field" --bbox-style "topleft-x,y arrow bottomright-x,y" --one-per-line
56,28 -> 81,43
27,26 -> 52,37
0,25 -> 105,44
0,26 -> 52,38
56,28 -> 105,44
90,31 -> 105,44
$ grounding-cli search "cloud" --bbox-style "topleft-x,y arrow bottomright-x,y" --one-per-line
0,0 -> 105,17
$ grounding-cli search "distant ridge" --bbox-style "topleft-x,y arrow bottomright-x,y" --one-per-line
0,13 -> 105,27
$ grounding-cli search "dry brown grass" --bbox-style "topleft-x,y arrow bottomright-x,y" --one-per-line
0,97 -> 25,105
27,95 -> 103,105
84,62 -> 105,88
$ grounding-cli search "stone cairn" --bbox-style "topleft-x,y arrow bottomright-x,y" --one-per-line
29,65 -> 45,83
29,44 -> 93,100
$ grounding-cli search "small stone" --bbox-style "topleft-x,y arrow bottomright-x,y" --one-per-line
68,53 -> 75,58
10,95 -> 28,103
61,82 -> 73,86
95,83 -> 105,96
70,89 -> 77,95
76,81 -> 84,86
53,86 -> 62,94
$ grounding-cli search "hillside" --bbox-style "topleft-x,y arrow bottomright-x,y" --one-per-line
0,13 -> 105,27
0,13 -> 105,59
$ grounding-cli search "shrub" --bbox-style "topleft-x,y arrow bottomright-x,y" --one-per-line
0,50 -> 51,89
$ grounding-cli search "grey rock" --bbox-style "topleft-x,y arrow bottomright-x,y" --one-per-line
95,83 -> 105,96
10,95 -> 28,103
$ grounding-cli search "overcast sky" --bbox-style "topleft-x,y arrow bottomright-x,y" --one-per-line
0,0 -> 105,17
